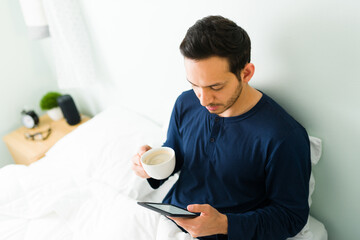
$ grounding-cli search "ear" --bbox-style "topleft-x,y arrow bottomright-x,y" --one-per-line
241,63 -> 255,83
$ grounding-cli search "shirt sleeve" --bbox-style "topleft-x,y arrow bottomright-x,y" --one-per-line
226,129 -> 311,239
147,96 -> 185,189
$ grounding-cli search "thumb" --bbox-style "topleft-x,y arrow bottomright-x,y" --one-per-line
187,204 -> 209,214
139,145 -> 151,155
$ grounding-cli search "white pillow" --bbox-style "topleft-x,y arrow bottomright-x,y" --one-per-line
309,136 -> 322,206
288,136 -> 322,239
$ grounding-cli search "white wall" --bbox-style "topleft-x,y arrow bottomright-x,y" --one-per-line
0,0 -> 59,167
74,0 -> 360,239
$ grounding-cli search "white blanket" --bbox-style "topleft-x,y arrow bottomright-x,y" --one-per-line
0,161 -> 194,240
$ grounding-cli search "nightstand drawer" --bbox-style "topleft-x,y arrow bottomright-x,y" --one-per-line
2,142 -> 43,165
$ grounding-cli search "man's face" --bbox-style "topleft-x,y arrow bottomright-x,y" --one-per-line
184,56 -> 243,117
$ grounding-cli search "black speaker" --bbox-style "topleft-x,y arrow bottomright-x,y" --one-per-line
57,94 -> 81,125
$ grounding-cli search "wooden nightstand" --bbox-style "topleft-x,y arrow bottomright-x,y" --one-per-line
3,114 -> 90,165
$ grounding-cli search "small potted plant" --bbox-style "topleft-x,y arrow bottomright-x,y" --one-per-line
40,91 -> 63,121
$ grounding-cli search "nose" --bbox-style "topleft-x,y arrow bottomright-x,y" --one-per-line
197,88 -> 212,106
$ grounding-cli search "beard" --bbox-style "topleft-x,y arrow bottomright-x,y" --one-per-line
207,80 -> 243,115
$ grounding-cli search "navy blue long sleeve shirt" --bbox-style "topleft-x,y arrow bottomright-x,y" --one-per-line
148,90 -> 311,240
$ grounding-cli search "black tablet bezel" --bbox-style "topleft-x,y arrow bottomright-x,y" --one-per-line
137,202 -> 200,218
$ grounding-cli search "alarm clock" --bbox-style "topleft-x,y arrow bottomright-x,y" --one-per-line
21,110 -> 39,129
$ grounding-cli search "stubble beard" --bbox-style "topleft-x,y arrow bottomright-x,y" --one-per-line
208,81 -> 243,115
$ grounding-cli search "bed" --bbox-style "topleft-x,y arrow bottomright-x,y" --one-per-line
0,106 -> 327,240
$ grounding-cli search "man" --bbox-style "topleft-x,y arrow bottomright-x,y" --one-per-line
132,15 -> 311,240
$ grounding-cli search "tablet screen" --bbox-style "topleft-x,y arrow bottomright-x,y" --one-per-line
147,203 -> 196,215
138,202 -> 199,217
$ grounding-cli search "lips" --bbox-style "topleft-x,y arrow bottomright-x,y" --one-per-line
206,105 -> 220,111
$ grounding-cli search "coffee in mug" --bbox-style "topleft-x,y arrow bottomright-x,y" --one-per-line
141,147 -> 175,180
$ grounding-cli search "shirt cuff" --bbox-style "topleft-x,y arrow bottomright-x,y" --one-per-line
147,178 -> 162,189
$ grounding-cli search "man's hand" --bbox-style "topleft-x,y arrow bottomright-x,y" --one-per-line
131,145 -> 152,178
169,204 -> 228,238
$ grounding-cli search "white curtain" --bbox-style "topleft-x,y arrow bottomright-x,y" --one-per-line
43,0 -> 97,89
19,0 -> 97,89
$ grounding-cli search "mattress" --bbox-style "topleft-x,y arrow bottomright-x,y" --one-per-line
0,107 -> 328,240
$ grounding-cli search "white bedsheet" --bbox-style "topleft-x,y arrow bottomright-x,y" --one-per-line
0,107 -> 327,240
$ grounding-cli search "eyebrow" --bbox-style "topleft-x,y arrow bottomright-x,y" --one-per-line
187,79 -> 226,88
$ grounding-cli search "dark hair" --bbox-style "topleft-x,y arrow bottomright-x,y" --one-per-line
180,15 -> 251,78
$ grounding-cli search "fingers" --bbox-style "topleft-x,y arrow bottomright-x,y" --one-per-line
131,154 -> 150,178
131,145 -> 152,179
168,216 -> 195,228
168,217 -> 201,238
139,145 -> 152,155
131,152 -> 142,166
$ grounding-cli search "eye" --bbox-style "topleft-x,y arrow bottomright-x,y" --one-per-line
210,85 -> 224,91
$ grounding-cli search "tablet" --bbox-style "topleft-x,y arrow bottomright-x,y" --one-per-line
137,202 -> 200,218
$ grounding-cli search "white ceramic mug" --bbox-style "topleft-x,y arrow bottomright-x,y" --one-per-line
141,147 -> 175,180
